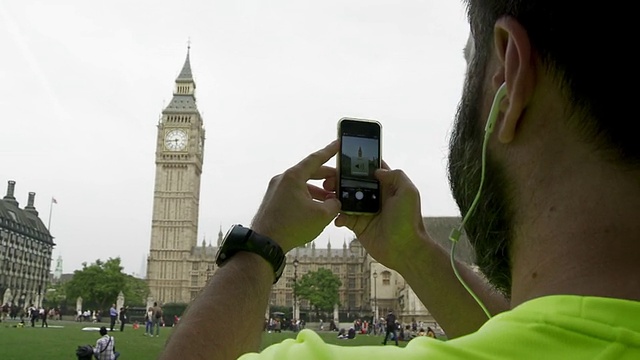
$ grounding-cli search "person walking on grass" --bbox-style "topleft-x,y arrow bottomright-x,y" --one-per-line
144,306 -> 154,336
109,304 -> 117,331
28,304 -> 37,327
152,302 -> 163,337
41,307 -> 48,328
382,310 -> 398,346
119,307 -> 127,332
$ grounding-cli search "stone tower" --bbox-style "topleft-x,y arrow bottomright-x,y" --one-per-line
53,255 -> 63,281
146,47 -> 206,304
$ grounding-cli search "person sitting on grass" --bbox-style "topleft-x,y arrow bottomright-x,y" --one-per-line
93,326 -> 120,360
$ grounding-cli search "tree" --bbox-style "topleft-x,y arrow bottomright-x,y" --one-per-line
123,275 -> 149,306
162,302 -> 189,326
44,281 -> 68,310
65,258 -> 149,310
294,268 -> 341,314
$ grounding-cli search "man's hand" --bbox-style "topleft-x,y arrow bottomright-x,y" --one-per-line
251,140 -> 342,253
329,164 -> 510,337
331,164 -> 429,272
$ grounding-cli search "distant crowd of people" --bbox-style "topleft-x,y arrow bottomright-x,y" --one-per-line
335,310 -> 439,343
1,302 -> 62,327
2,301 -> 173,332
264,317 -> 306,333
261,310 -> 441,344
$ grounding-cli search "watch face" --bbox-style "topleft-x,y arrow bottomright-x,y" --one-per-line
221,225 -> 235,246
165,129 -> 188,151
215,225 -> 242,263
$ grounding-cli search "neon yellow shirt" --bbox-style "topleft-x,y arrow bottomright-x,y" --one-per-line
240,296 -> 640,359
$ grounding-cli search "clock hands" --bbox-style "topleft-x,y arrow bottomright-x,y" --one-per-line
165,130 -> 187,151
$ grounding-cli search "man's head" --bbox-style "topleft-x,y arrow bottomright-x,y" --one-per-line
112,304 -> 115,308
154,302 -> 157,307
448,1 -> 636,297
99,326 -> 108,336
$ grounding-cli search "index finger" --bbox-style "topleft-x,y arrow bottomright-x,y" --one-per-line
290,140 -> 340,179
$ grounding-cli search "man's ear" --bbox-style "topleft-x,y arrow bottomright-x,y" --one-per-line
492,16 -> 536,144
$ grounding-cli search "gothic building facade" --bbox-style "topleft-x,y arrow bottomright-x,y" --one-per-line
271,238 -> 368,320
0,180 -> 55,308
272,217 -> 474,322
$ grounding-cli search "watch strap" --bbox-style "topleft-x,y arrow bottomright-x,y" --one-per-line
216,225 -> 286,284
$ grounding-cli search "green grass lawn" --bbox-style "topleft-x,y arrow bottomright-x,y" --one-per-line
0,320 -> 409,359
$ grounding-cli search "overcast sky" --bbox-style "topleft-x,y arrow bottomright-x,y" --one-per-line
0,0 -> 470,275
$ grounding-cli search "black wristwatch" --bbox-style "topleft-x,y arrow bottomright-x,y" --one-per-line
215,224 -> 286,284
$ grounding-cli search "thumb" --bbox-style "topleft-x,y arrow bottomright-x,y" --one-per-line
376,168 -> 411,194
320,196 -> 341,217
375,168 -> 400,184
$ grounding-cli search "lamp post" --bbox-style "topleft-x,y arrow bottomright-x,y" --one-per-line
293,258 -> 299,322
372,270 -> 378,322
37,283 -> 42,308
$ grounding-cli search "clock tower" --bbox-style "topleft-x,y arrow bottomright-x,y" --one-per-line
146,47 -> 206,304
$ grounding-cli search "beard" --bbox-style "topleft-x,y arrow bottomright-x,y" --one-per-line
448,50 -> 514,297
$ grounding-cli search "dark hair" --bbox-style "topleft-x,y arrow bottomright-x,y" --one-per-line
99,326 -> 108,336
464,1 -> 637,164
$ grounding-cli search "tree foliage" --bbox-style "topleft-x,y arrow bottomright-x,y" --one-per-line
64,258 -> 149,310
162,302 -> 189,326
124,275 -> 150,306
294,268 -> 341,312
44,281 -> 68,310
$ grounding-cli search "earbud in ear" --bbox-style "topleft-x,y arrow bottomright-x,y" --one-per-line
484,82 -> 507,134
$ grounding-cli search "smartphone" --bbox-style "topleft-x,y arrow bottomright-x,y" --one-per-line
337,117 -> 382,214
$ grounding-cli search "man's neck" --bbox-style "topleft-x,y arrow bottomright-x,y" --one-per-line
510,157 -> 640,307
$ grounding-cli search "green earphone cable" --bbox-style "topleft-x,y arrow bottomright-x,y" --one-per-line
448,128 -> 493,320
448,83 -> 507,320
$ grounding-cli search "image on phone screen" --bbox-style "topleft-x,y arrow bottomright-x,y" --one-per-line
339,119 -> 381,213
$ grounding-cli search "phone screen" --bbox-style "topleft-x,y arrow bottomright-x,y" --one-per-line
338,118 -> 381,214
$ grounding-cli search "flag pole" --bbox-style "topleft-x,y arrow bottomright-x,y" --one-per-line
48,197 -> 54,231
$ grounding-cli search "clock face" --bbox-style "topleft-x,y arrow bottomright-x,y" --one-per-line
165,129 -> 188,151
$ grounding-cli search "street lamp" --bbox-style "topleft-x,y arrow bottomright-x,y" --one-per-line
293,258 -> 299,322
37,284 -> 42,308
372,270 -> 378,322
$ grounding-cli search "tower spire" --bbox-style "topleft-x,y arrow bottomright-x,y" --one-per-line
177,45 -> 193,81
53,255 -> 63,280
217,225 -> 224,247
165,42 -> 198,111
